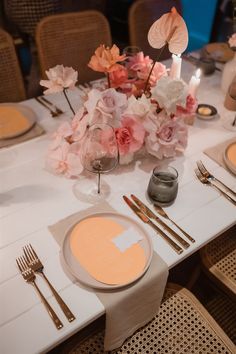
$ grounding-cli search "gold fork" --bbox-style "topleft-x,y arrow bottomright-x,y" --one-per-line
23,244 -> 75,322
197,160 -> 236,197
194,168 -> 236,206
16,255 -> 63,329
40,96 -> 64,115
35,97 -> 59,118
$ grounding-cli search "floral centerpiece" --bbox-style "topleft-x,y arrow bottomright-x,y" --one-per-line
41,7 -> 199,178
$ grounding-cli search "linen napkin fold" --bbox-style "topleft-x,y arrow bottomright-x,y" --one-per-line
49,201 -> 168,351
0,123 -> 45,148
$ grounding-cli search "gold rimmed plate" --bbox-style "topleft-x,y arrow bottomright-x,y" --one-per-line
223,141 -> 236,175
0,103 -> 36,140
61,212 -> 153,290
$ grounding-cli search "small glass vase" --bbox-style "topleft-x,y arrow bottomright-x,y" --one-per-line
221,52 -> 236,93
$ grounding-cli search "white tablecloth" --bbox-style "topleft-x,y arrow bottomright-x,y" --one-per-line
0,61 -> 236,354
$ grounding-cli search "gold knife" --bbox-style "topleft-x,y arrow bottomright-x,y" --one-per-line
123,196 -> 183,255
131,194 -> 190,249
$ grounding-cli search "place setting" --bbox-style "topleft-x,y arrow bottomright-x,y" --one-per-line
0,102 -> 45,148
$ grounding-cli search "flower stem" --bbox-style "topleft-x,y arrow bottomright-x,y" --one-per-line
63,89 -> 75,115
97,172 -> 101,194
232,114 -> 236,126
107,73 -> 111,88
144,25 -> 178,95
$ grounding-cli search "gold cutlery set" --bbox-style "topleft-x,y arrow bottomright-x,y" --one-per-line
123,162 -> 235,253
35,97 -> 64,118
16,244 -> 75,329
123,195 -> 195,255
195,160 -> 236,205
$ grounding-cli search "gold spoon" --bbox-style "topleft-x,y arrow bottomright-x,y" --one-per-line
154,205 -> 195,243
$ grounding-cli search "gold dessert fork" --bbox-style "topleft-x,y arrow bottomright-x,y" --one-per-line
35,97 -> 59,118
16,255 -> 63,329
197,160 -> 236,197
154,205 -> 195,243
23,244 -> 75,322
40,96 -> 64,115
194,168 -> 236,206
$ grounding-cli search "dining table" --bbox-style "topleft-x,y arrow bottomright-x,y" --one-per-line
0,59 -> 236,354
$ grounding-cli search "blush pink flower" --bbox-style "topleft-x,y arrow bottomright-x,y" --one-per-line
84,88 -> 127,125
45,141 -> 83,178
115,115 -> 145,156
127,52 -> 153,72
228,33 -> 236,48
40,65 -> 78,94
71,108 -> 89,141
50,122 -> 74,149
176,94 -> 198,117
137,62 -> 167,86
88,44 -> 126,73
145,116 -> 188,159
110,65 -> 129,88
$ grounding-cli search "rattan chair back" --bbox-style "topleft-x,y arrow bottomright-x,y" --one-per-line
200,225 -> 236,300
129,0 -> 182,61
68,283 -> 235,353
0,29 -> 26,103
36,11 -> 112,83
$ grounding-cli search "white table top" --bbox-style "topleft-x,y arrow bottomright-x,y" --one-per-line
1,61 -> 236,354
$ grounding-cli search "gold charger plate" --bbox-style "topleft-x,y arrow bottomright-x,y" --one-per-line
0,104 -> 36,140
204,43 -> 234,63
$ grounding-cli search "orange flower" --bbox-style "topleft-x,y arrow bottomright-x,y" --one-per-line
88,44 -> 126,73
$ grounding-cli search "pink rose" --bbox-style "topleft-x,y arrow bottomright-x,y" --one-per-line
145,116 -> 188,159
115,115 -> 145,155
110,65 -> 129,88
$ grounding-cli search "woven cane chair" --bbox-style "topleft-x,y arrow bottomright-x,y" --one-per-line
67,283 -> 235,354
4,0 -> 61,38
0,29 -> 26,103
128,0 -> 182,61
200,225 -> 236,301
36,11 -> 112,84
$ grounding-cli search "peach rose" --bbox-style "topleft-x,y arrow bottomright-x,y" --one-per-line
88,44 -> 126,73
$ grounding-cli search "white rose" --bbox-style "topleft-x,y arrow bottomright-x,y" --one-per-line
151,76 -> 188,114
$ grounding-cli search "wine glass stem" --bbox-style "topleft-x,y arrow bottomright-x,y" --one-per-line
97,172 -> 101,194
232,114 -> 236,126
